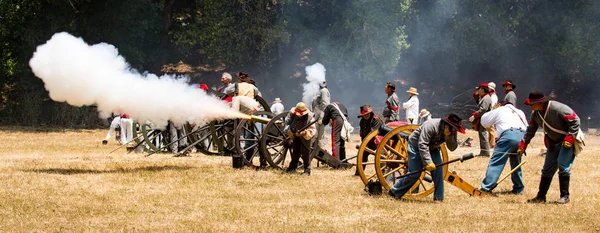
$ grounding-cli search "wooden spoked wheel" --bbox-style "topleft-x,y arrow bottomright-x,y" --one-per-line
374,125 -> 449,198
234,111 -> 274,167
184,123 -> 218,155
210,119 -> 237,155
259,112 -> 292,169
140,123 -> 168,153
356,130 -> 384,185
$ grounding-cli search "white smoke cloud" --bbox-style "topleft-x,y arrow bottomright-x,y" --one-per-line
29,32 -> 244,129
301,63 -> 326,109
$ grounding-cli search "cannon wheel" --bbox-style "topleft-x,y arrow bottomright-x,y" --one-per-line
259,112 -> 293,169
184,123 -> 218,155
140,123 -> 168,153
356,130 -> 383,185
234,111 -> 274,167
210,119 -> 236,155
373,125 -> 449,198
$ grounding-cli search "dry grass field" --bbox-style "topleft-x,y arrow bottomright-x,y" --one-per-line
0,126 -> 599,232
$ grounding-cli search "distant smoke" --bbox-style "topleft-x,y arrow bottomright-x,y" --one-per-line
29,32 -> 244,129
301,63 -> 326,109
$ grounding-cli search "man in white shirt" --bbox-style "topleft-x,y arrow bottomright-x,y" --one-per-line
271,98 -> 285,115
478,101 -> 528,194
402,87 -> 419,124
102,115 -> 121,145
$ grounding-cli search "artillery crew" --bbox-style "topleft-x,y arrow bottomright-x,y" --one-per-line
312,81 -> 331,153
284,102 -> 317,175
519,90 -> 582,204
469,83 -> 493,157
383,82 -> 400,123
502,80 -> 517,106
402,87 -> 419,124
319,102 -> 349,161
389,113 -> 464,201
356,105 -> 383,176
479,101 -> 527,194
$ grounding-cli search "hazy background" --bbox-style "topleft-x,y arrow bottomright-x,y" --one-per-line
1,0 -> 598,128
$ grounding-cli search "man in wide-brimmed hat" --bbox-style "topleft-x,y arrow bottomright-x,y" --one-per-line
419,109 -> 432,125
284,102 -> 317,175
272,97 -> 284,115
519,90 -> 582,204
478,101 -> 528,195
502,80 -> 517,105
383,82 -> 400,123
389,113 -> 464,201
355,105 -> 383,176
469,83 -> 493,157
312,81 -> 331,154
403,87 -> 420,124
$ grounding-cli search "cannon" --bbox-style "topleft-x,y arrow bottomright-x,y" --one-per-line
355,122 -> 491,198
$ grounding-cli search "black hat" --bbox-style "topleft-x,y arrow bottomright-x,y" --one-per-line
237,72 -> 249,81
524,90 -> 549,105
442,113 -> 465,134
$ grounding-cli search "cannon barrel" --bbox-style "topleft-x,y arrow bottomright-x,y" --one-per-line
248,115 -> 271,124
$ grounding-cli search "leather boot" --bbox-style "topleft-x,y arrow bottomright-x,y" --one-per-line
528,176 -> 552,203
555,176 -> 570,204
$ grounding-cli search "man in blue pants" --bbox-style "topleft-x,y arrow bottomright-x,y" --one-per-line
388,113 -> 464,201
519,90 -> 581,204
478,101 -> 528,194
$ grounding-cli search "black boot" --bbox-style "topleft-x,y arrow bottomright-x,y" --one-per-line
528,176 -> 552,203
555,176 -> 570,204
303,168 -> 311,176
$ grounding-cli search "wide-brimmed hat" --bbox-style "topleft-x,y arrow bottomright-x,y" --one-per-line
237,72 -> 249,81
502,80 -> 516,89
524,90 -> 549,105
488,82 -> 496,91
357,105 -> 373,118
419,109 -> 430,118
406,87 -> 419,95
292,102 -> 310,116
442,113 -> 465,134
273,98 -> 282,103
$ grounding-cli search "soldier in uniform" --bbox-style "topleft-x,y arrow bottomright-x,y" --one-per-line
355,105 -> 383,176
319,102 -> 349,161
389,113 -> 464,201
469,83 -> 493,157
383,82 -> 400,123
519,90 -> 581,204
502,80 -> 517,106
284,102 -> 317,175
312,81 -> 331,154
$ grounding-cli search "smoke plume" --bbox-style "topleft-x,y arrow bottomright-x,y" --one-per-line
29,32 -> 244,129
301,63 -> 326,109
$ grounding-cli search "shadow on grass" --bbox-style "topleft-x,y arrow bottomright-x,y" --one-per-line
0,126 -> 103,133
24,165 -> 194,175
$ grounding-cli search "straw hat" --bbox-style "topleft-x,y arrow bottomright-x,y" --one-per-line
419,109 -> 430,118
273,98 -> 282,103
292,102 -> 309,116
406,87 -> 419,95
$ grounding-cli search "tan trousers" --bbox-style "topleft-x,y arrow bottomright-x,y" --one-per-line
488,125 -> 496,148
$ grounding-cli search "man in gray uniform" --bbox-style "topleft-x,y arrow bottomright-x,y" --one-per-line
383,82 -> 400,123
469,83 -> 492,157
502,80 -> 517,106
389,113 -> 463,201
312,81 -> 330,152
519,90 -> 581,204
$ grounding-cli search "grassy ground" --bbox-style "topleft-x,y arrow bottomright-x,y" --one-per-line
0,126 -> 599,232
